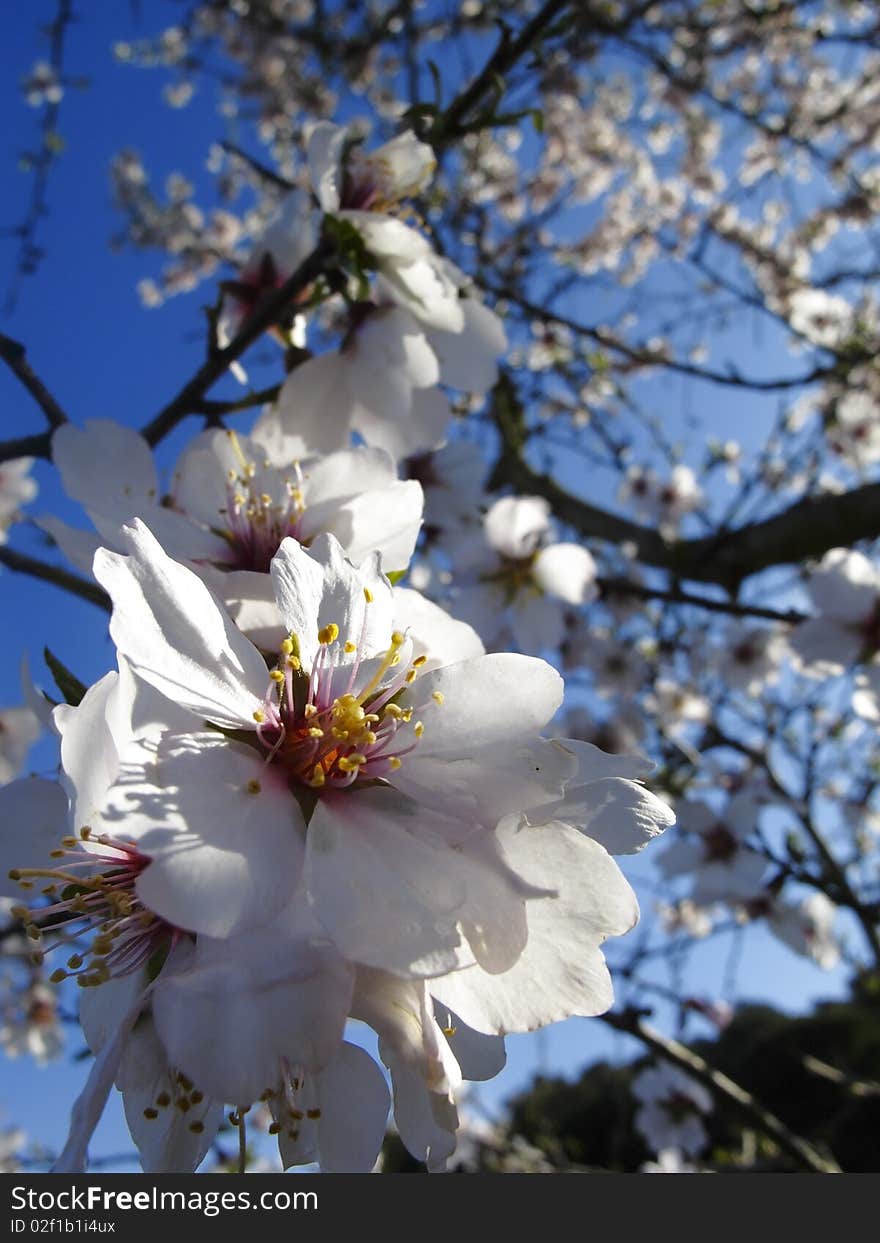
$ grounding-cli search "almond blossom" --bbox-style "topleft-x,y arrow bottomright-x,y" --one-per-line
0,458 -> 37,546
632,1062 -> 712,1159
657,791 -> 766,906
789,547 -> 880,676
449,495 -> 598,654
45,419 -> 423,643
7,517 -> 673,1172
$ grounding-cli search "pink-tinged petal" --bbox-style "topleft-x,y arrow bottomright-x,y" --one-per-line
434,820 -> 638,1035
101,731 -> 305,939
93,519 -> 268,729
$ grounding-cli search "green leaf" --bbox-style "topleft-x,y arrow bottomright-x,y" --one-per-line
386,569 -> 407,586
44,647 -> 87,707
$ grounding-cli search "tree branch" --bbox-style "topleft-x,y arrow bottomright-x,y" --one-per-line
0,430 -> 54,465
427,0 -> 571,149
0,333 -> 69,429
491,376 -> 880,589
140,237 -> 337,447
0,545 -> 109,611
601,1009 -> 842,1173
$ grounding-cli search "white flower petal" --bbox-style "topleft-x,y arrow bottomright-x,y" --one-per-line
52,420 -> 159,521
484,495 -> 551,560
310,1043 -> 390,1173
425,297 -> 507,393
93,519 -> 268,729
152,916 -> 353,1106
103,731 -> 306,939
306,122 -> 345,212
434,820 -> 638,1034
533,543 -> 597,605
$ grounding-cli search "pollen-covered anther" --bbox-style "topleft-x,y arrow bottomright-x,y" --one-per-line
12,837 -> 174,991
318,622 -> 339,645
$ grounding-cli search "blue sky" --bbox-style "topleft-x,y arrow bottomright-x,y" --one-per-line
0,1 -> 856,1169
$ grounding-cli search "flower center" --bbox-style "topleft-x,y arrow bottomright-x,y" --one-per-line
9,829 -> 176,990
252,615 -> 441,793
220,433 -> 308,574
702,823 -> 739,863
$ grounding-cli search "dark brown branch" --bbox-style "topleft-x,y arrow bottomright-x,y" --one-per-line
219,142 -> 296,191
0,333 -> 69,429
428,0 -> 571,149
192,384 -> 281,417
0,430 -> 54,465
597,576 -> 806,624
140,237 -> 337,447
491,376 -> 880,589
0,545 -> 109,611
